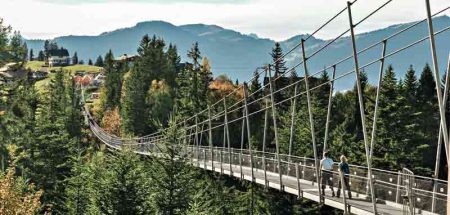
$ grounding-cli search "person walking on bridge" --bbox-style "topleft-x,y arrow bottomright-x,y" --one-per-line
337,155 -> 352,199
320,151 -> 335,197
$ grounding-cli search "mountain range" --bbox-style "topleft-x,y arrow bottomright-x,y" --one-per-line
25,16 -> 450,90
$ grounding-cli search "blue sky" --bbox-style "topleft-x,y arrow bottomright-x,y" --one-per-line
1,0 -> 449,40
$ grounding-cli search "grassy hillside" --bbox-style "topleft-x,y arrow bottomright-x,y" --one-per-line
64,64 -> 103,74
25,61 -> 103,74
35,73 -> 54,93
27,61 -> 103,93
25,61 -> 45,71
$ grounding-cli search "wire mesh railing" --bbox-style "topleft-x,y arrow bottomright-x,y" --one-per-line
84,106 -> 449,214
194,146 -> 448,214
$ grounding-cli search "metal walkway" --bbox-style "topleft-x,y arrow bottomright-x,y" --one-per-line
86,112 -> 447,215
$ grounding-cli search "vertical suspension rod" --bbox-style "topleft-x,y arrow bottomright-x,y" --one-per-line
425,0 -> 449,157
300,38 -> 322,201
288,83 -> 299,159
195,114 -> 200,167
262,97 -> 269,187
432,54 -> 450,213
347,1 -> 377,213
369,40 -> 387,162
267,66 -> 284,190
223,99 -> 233,176
424,0 -> 450,210
239,105 -> 245,179
243,83 -> 254,181
323,65 -> 337,153
208,106 -> 214,171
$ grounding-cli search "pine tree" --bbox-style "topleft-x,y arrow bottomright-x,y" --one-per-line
28,71 -> 78,213
135,34 -> 167,93
65,150 -> 92,215
66,78 -> 82,138
23,42 -> 28,61
103,50 -> 122,110
403,65 -> 418,104
2,77 -> 39,176
416,64 -> 439,172
352,70 -> 369,142
99,149 -> 151,214
9,31 -> 27,64
248,69 -> 264,149
88,59 -> 93,65
329,76 -> 366,164
43,40 -> 58,58
188,174 -> 234,214
66,151 -> 106,215
417,64 -> 437,106
270,42 -> 288,109
187,42 -> 201,69
149,116 -> 194,214
37,50 -> 45,61
0,19 -> 11,63
174,66 -> 194,119
188,44 -> 202,114
29,48 -> 34,61
234,182 -> 270,214
199,57 -> 212,105
94,55 -> 104,67
43,40 -> 49,58
121,35 -> 170,135
175,42 -> 208,118
190,45 -> 210,113
165,43 -> 180,88
312,70 -> 331,152
121,66 -> 147,136
72,52 -> 78,64
146,80 -> 173,131
374,65 -> 401,168
249,69 -> 262,98
271,42 -> 287,77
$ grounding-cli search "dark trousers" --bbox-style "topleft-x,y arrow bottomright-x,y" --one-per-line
337,175 -> 352,198
321,170 -> 334,196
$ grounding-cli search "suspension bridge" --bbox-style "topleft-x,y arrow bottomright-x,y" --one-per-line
82,0 -> 450,214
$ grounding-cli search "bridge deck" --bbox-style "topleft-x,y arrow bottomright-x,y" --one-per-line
87,116 -> 446,214
195,159 -> 415,215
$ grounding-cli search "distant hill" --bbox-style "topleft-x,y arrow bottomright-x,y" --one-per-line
25,16 -> 450,90
284,16 -> 450,90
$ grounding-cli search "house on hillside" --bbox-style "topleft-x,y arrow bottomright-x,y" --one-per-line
93,73 -> 105,86
116,54 -> 137,62
73,74 -> 93,87
90,92 -> 100,100
48,48 -> 70,67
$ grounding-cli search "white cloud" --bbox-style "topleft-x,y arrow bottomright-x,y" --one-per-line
1,0 -> 448,41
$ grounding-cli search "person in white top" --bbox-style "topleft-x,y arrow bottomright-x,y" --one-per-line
320,151 -> 335,197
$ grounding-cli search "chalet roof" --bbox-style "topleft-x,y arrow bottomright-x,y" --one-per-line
116,54 -> 137,61
48,48 -> 69,57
